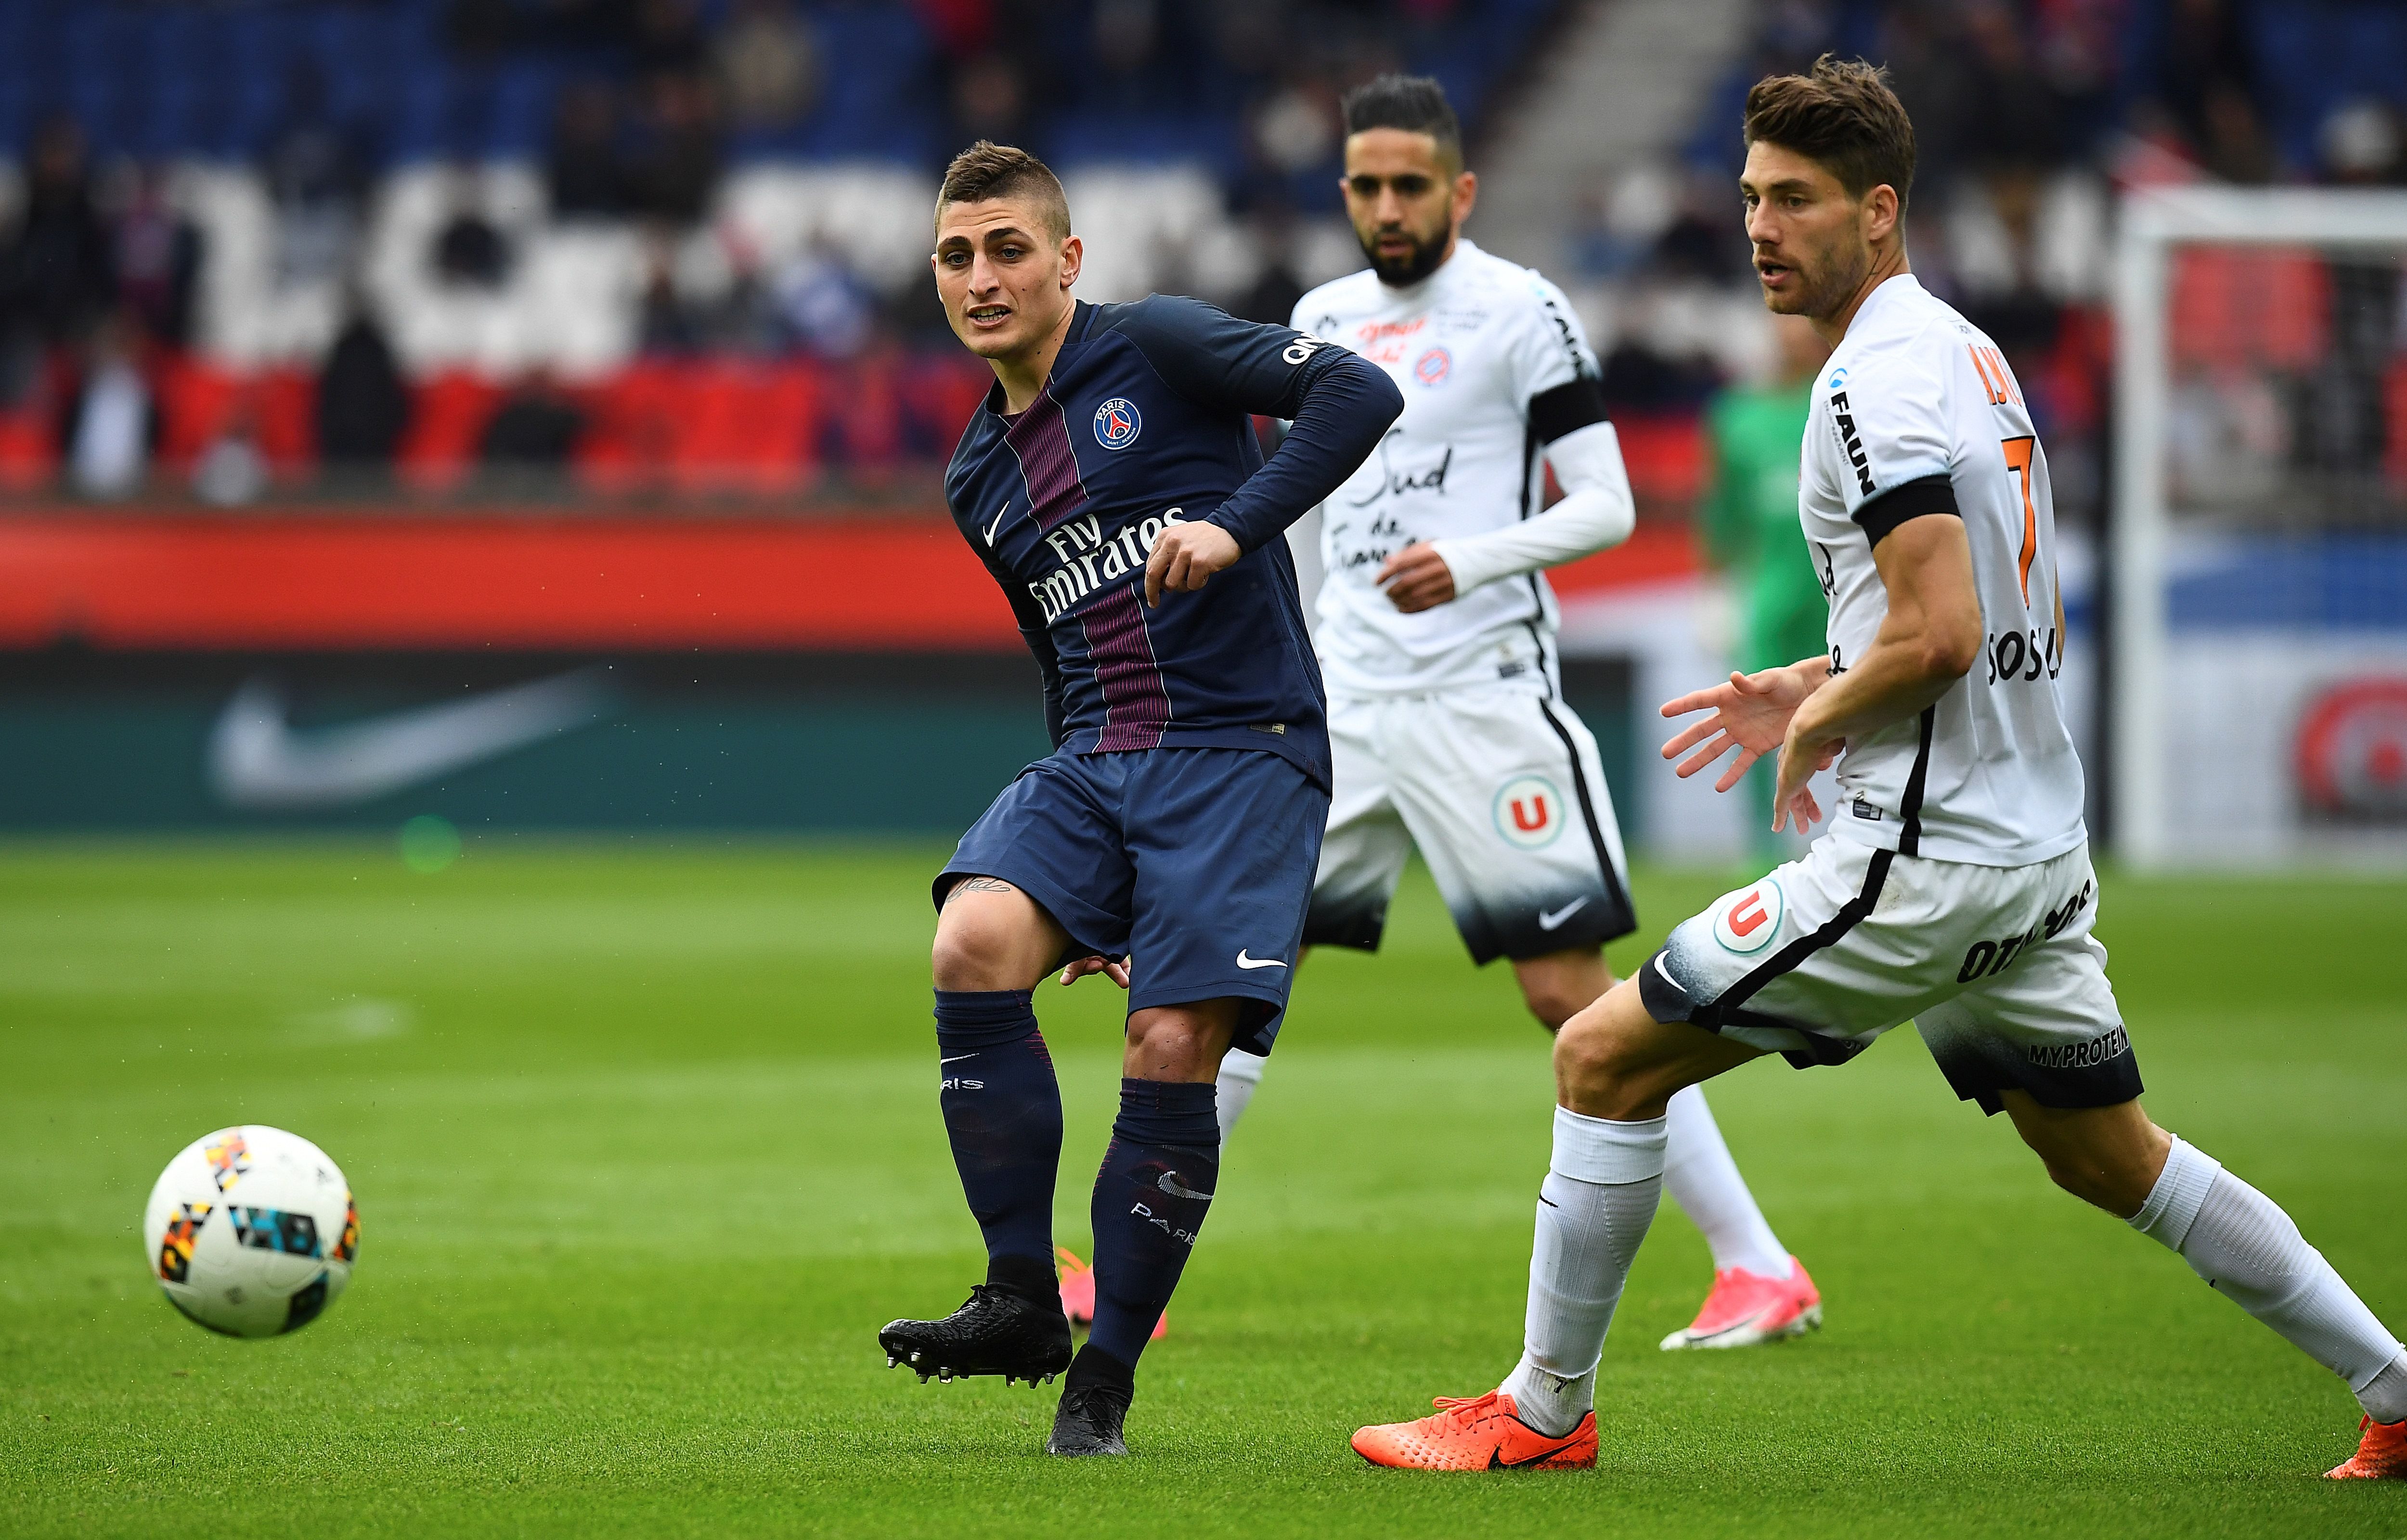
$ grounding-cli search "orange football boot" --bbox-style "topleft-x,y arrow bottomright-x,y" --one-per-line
1660,1255 -> 1822,1350
1351,1391 -> 1596,1470
2327,1416 -> 2407,1480
1054,1245 -> 1166,1339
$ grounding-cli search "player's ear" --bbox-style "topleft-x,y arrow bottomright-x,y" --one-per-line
1453,168 -> 1478,223
1863,183 -> 1900,247
1058,234 -> 1082,290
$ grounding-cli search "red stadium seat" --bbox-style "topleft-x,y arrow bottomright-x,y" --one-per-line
1614,414 -> 1707,513
153,355 -> 244,473
0,405 -> 54,492
683,362 -> 818,496
398,372 -> 505,493
254,369 -> 318,476
2171,248 -> 2331,372
573,361 -> 682,496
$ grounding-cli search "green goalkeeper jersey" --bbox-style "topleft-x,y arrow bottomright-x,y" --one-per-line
1700,379 -> 1826,676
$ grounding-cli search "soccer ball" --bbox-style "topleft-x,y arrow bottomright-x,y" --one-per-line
143,1125 -> 358,1338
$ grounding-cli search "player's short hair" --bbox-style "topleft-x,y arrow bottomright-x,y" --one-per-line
1742,55 -> 1916,212
1340,74 -> 1463,170
935,141 -> 1071,241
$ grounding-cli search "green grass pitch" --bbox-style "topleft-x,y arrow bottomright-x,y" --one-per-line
3,841 -> 2405,1538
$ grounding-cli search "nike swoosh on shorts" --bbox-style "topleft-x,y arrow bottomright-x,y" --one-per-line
1538,898 -> 1590,930
1234,950 -> 1288,970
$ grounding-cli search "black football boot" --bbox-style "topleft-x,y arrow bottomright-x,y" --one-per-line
1046,1345 -> 1135,1456
1045,1382 -> 1133,1456
878,1283 -> 1072,1386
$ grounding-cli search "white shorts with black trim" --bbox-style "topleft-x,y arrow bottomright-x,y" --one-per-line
1639,834 -> 2141,1115
1305,686 -> 1637,965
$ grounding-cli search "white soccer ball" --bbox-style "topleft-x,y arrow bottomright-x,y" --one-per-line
142,1126 -> 358,1338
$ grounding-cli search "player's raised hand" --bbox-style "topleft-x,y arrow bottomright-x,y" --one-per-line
1058,954 -> 1131,989
1659,663 -> 1826,793
1376,542 -> 1457,612
1145,520 -> 1242,607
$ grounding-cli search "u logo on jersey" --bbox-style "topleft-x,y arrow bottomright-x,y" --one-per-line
1493,775 -> 1563,849
1711,879 -> 1785,954
1093,398 -> 1142,450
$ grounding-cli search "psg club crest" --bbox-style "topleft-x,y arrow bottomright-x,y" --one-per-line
1413,347 -> 1451,387
1093,398 -> 1142,451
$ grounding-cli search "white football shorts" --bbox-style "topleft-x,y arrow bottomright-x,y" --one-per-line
1640,836 -> 2140,1115
1305,686 -> 1637,964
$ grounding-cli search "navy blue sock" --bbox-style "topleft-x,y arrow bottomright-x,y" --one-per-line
933,990 -> 1062,1305
1087,1078 -> 1220,1368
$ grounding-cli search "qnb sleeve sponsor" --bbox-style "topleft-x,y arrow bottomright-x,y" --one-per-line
943,295 -> 1401,787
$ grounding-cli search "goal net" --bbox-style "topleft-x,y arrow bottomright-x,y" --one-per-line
2111,186 -> 2407,868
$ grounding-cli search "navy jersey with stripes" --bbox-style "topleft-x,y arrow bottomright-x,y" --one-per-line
945,295 -> 1403,788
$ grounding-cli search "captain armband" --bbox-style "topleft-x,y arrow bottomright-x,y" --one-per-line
1852,474 -> 1960,545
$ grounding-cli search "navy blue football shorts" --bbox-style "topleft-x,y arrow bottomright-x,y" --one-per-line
935,746 -> 1329,1058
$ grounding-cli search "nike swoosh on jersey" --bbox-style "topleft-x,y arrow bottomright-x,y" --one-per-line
1234,950 -> 1288,970
1537,898 -> 1589,930
208,669 -> 615,810
983,507 -> 1009,544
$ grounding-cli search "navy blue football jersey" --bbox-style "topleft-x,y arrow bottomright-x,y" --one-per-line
945,295 -> 1402,788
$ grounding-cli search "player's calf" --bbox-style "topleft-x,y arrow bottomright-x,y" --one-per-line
2032,1097 -> 2407,1442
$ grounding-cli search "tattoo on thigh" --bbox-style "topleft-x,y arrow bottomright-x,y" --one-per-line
944,875 -> 1019,907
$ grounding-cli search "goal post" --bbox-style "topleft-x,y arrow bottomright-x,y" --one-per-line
2110,186 -> 2407,869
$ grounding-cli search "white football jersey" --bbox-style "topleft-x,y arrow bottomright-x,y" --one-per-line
1293,240 -> 1599,697
1803,274 -> 2085,867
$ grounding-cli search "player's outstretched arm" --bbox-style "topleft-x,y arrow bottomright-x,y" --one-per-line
1115,296 -> 1402,604
1770,512 -> 1980,829
1391,418 -> 1637,612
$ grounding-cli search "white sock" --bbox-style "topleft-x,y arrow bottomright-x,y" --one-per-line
1661,1085 -> 1793,1279
1214,1048 -> 1267,1146
1501,1105 -> 1667,1438
2130,1138 -> 2406,1417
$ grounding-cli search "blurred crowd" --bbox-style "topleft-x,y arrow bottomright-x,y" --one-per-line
1573,0 -> 2407,528
0,0 -> 2398,512
0,0 -> 1553,502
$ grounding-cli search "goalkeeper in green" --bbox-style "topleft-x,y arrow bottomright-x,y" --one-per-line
1698,315 -> 1831,851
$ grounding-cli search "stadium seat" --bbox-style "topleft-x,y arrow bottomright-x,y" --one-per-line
0,402 -> 54,493
669,361 -> 819,498
397,371 -> 505,493
2171,249 -> 2331,372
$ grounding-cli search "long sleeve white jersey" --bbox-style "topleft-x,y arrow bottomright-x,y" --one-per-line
1806,274 -> 2086,866
1291,240 -> 1633,698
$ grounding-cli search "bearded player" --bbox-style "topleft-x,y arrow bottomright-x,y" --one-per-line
1207,74 -> 1823,1352
1352,58 -> 2407,1477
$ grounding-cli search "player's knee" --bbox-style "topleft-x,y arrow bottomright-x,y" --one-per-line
1123,1006 -> 1228,1080
1520,982 -> 1590,1033
1551,1006 -> 1640,1110
930,914 -> 1022,991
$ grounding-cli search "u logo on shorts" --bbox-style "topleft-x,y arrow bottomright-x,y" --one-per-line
1493,775 -> 1563,849
1713,880 -> 1785,954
